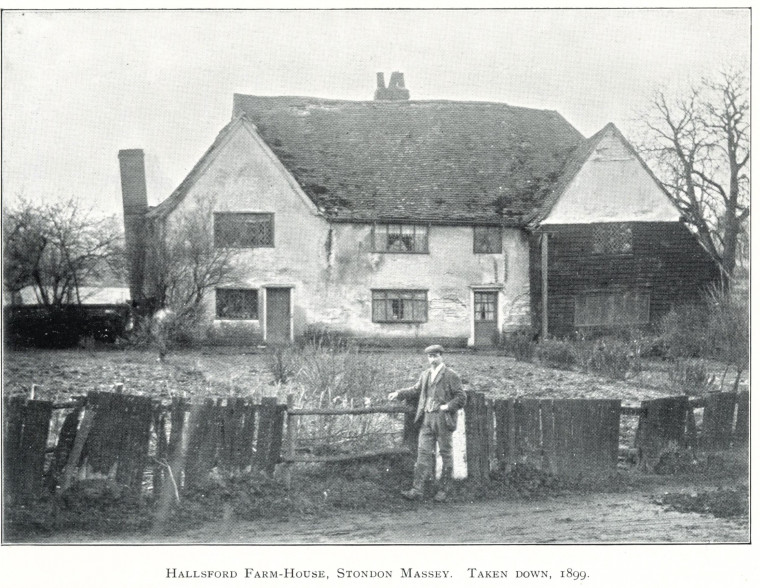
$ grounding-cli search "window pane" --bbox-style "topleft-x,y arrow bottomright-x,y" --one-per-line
474,227 -> 502,253
371,290 -> 427,323
575,291 -> 650,327
217,289 -> 258,319
592,224 -> 632,254
374,224 -> 428,253
215,213 -> 274,248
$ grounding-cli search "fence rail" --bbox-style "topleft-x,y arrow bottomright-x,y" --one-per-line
3,387 -> 749,505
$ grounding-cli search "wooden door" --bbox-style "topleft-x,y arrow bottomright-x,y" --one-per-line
266,288 -> 291,343
473,291 -> 499,347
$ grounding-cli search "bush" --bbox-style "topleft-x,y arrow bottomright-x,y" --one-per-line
659,304 -> 709,358
535,338 -> 576,369
667,358 -> 716,396
504,327 -> 536,362
266,345 -> 299,384
578,338 -> 642,380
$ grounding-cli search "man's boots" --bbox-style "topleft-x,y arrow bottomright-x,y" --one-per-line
434,467 -> 453,502
401,463 -> 427,500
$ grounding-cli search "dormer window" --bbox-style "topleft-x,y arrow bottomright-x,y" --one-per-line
373,223 -> 429,253
592,223 -> 632,255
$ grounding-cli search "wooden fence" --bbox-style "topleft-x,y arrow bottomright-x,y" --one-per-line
3,389 -> 749,504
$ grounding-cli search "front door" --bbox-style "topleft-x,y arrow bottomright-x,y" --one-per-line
473,291 -> 499,347
266,288 -> 291,344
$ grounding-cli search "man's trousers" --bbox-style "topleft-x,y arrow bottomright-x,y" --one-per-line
413,411 -> 454,488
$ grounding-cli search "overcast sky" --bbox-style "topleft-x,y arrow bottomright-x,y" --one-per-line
1,8 -> 750,217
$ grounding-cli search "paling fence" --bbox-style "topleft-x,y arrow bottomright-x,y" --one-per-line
3,388 -> 749,505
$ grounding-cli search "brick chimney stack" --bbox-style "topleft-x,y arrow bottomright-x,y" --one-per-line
118,149 -> 148,303
374,71 -> 410,101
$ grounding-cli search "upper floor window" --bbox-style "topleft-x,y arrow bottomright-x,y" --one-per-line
574,290 -> 649,327
474,226 -> 502,253
372,290 -> 428,323
592,223 -> 632,255
216,288 -> 259,320
214,213 -> 274,248
373,223 -> 429,253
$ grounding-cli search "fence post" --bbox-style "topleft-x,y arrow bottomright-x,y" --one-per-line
255,396 -> 286,476
283,394 -> 296,489
402,400 -> 419,452
702,393 -> 737,450
735,390 -> 749,445
465,392 -> 490,484
635,396 -> 689,469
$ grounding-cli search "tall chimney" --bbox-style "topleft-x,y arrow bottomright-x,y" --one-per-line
374,71 -> 410,101
118,149 -> 148,303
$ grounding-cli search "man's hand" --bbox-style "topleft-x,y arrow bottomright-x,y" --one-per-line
439,404 -> 449,412
388,391 -> 400,401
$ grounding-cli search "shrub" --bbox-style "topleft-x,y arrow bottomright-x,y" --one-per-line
667,358 -> 716,396
579,338 -> 642,380
504,327 -> 536,362
266,345 -> 299,384
535,338 -> 576,369
659,304 -> 709,358
300,323 -> 349,350
704,286 -> 749,392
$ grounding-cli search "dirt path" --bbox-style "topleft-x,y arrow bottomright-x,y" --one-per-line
41,484 -> 748,544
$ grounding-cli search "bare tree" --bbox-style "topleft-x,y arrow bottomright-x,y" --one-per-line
635,69 -> 749,283
149,197 -> 237,322
3,197 -> 124,306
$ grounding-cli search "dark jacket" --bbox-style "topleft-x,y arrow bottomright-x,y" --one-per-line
396,365 -> 467,427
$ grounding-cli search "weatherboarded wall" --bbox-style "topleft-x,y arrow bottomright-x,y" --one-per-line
531,222 -> 721,337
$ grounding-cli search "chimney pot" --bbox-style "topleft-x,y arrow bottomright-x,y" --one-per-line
374,71 -> 410,101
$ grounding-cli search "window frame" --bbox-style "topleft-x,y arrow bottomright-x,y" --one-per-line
372,222 -> 430,254
590,223 -> 633,256
573,289 -> 650,328
215,288 -> 259,320
371,289 -> 429,323
473,226 -> 503,254
214,212 -> 275,249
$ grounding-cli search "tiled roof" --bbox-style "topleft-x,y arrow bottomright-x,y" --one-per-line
232,95 -> 584,225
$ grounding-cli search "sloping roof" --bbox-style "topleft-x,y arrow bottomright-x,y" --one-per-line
232,95 -> 584,225
148,116 -> 247,219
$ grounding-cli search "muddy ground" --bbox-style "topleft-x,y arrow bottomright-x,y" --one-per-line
29,477 -> 748,544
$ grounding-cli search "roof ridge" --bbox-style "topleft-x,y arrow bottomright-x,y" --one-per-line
233,93 -> 567,114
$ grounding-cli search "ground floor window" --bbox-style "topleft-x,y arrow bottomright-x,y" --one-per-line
574,290 -> 650,327
216,288 -> 259,320
372,290 -> 428,323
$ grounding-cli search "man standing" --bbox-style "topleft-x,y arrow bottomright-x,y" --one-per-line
388,345 -> 467,502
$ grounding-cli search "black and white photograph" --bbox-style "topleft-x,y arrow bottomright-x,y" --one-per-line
0,6 -> 751,576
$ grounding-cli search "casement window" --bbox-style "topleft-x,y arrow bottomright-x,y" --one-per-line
591,223 -> 632,255
574,290 -> 650,327
373,223 -> 429,253
473,226 -> 502,254
216,288 -> 259,320
214,213 -> 274,248
372,290 -> 428,323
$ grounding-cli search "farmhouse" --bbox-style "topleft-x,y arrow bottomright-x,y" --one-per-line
119,73 -> 720,346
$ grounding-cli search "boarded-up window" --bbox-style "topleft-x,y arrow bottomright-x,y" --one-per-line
574,291 -> 650,327
214,213 -> 274,248
592,223 -> 632,254
473,226 -> 502,253
216,288 -> 259,319
373,224 -> 428,253
372,290 -> 428,323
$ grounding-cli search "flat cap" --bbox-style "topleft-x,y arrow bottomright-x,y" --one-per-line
424,344 -> 445,355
